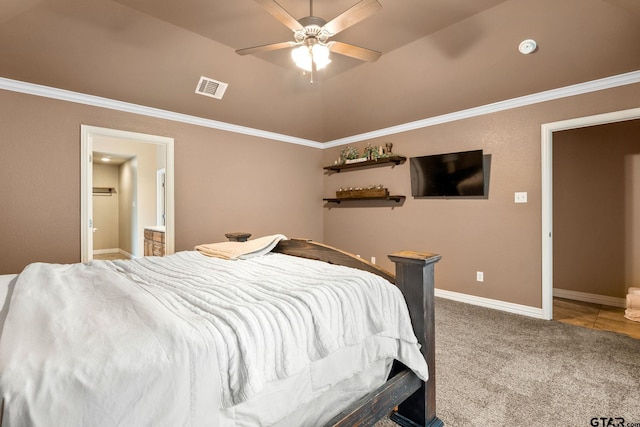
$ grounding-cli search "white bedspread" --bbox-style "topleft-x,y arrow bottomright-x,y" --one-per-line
0,251 -> 427,426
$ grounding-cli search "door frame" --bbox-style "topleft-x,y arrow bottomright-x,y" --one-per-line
540,106 -> 640,319
81,125 -> 175,262
157,168 -> 166,226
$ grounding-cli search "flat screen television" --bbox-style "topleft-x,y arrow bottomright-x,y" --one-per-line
410,149 -> 486,198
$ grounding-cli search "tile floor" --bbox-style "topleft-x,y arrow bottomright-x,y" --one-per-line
553,297 -> 640,339
93,252 -> 130,261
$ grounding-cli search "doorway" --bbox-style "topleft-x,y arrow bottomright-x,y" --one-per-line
81,125 -> 175,262
92,151 -> 136,259
540,106 -> 640,320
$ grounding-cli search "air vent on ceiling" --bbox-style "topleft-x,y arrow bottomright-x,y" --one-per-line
195,76 -> 228,100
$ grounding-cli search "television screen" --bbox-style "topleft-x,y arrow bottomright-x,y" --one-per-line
410,149 -> 486,197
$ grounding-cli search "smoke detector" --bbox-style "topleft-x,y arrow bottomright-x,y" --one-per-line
518,39 -> 537,55
195,76 -> 228,100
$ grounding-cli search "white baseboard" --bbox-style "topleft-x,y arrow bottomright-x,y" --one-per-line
553,288 -> 626,308
93,248 -> 120,255
119,249 -> 135,259
435,288 -> 545,319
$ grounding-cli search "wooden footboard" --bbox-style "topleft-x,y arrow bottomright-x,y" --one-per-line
273,239 -> 443,427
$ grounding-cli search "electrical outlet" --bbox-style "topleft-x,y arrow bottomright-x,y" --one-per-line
476,271 -> 484,282
371,256 -> 376,264
515,192 -> 528,203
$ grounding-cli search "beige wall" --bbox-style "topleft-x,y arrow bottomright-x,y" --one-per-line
1,81 -> 639,310
627,153 -> 640,288
92,163 -> 119,251
553,120 -> 640,298
0,90 -> 323,274
322,83 -> 640,309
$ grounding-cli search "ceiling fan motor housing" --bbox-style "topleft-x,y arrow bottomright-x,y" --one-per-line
295,16 -> 330,43
298,16 -> 327,28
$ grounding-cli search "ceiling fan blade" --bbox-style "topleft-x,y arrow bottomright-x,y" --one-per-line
323,0 -> 381,36
236,41 -> 296,56
254,0 -> 303,32
329,41 -> 381,62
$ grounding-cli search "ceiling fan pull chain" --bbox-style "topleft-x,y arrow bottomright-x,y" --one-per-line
310,45 -> 315,84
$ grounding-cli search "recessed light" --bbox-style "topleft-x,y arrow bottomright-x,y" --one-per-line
518,39 -> 537,55
101,156 -> 111,162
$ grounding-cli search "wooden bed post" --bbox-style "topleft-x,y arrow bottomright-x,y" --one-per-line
388,251 -> 443,427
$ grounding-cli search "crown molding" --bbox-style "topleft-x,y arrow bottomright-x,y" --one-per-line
324,69 -> 640,148
2,70 -> 639,149
0,77 -> 322,149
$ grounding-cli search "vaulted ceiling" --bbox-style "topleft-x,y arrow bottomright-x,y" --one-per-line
1,0 -> 639,141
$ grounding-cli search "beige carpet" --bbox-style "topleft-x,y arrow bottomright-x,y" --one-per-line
374,416 -> 395,426
372,297 -> 640,426
430,298 -> 640,425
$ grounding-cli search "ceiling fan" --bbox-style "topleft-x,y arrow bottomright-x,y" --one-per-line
236,0 -> 382,82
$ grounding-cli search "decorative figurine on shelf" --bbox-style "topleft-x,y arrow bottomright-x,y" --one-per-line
385,143 -> 393,155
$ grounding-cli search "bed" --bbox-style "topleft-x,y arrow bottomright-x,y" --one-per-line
0,237 -> 442,427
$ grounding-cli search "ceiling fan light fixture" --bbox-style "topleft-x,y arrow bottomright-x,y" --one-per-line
312,43 -> 331,69
292,45 -> 312,71
291,43 -> 331,72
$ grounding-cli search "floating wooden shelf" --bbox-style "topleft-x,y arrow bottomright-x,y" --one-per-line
323,195 -> 406,204
324,156 -> 406,172
93,187 -> 117,195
